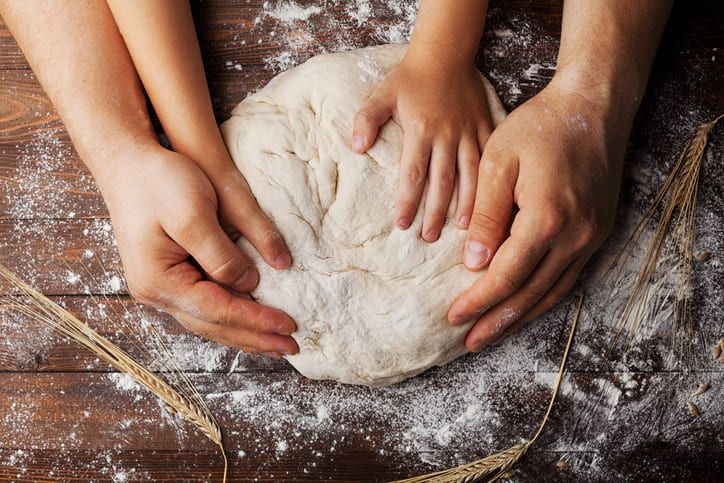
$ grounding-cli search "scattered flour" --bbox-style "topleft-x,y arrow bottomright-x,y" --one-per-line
265,1 -> 322,22
1,1 -> 722,481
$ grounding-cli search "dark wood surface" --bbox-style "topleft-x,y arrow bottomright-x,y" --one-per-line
1,1 -> 723,482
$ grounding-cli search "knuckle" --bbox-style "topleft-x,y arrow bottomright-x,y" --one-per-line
479,156 -> 504,179
438,126 -> 456,143
543,287 -> 569,310
573,221 -> 597,250
356,107 -> 376,125
469,212 -> 507,237
217,297 -> 238,327
404,163 -> 426,189
540,208 -> 566,238
437,169 -> 455,191
493,271 -> 519,296
188,323 -> 218,341
411,117 -> 434,136
207,253 -> 245,284
170,210 -> 205,239
522,286 -> 548,306
259,227 -> 284,252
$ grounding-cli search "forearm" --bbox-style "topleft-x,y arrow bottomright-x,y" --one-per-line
0,0 -> 156,185
106,0 -> 231,179
554,0 -> 672,112
407,0 -> 489,68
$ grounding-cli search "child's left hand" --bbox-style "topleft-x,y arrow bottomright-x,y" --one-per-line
351,54 -> 493,242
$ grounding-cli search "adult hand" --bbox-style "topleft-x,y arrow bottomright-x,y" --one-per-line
101,144 -> 298,357
447,78 -> 633,351
352,54 -> 493,242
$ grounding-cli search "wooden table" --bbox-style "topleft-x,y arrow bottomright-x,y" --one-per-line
1,1 -> 722,481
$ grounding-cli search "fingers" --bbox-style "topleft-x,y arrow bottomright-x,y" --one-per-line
448,211 -> 550,325
175,312 -> 298,355
422,143 -> 457,242
454,136 -> 481,229
178,274 -> 297,335
463,152 -> 518,270
352,89 -> 394,152
164,201 -> 258,292
126,239 -> 298,355
511,252 -> 592,330
227,180 -> 292,270
462,248 -> 580,352
395,133 -> 432,229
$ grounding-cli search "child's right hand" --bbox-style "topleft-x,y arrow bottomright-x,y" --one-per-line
351,53 -> 493,242
98,144 -> 299,357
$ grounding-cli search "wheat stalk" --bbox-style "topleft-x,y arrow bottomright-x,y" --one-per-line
395,292 -> 584,483
0,263 -> 228,482
604,114 -> 722,362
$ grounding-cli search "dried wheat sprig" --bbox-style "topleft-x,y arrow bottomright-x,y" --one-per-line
605,114 -> 722,360
395,292 -> 584,483
0,263 -> 228,482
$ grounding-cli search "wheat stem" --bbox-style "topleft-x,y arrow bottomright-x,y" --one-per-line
0,263 -> 228,483
394,292 -> 584,483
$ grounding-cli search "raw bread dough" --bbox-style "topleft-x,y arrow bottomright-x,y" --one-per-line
221,44 -> 506,386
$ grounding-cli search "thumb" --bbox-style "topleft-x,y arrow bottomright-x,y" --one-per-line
464,154 -> 517,271
352,89 -> 394,153
167,205 -> 258,293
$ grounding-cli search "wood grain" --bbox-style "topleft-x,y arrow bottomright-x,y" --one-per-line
1,0 -> 723,481
0,371 -> 720,480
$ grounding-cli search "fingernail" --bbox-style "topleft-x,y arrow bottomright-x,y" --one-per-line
464,240 -> 489,269
423,228 -> 439,242
353,135 -> 365,151
277,322 -> 295,335
274,252 -> 291,269
397,217 -> 411,229
449,313 -> 467,326
232,267 -> 258,291
263,351 -> 283,359
470,342 -> 484,353
458,215 -> 470,228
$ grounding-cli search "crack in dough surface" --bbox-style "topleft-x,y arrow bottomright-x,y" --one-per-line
222,44 -> 506,386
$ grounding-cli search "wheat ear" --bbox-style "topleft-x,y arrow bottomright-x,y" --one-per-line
605,114 -> 722,360
395,292 -> 584,483
0,263 -> 228,482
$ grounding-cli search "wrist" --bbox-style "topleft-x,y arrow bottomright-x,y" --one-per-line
86,137 -> 164,195
405,41 -> 478,72
550,64 -> 642,124
178,139 -> 235,179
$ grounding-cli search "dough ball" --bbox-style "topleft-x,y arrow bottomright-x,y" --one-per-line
221,44 -> 506,386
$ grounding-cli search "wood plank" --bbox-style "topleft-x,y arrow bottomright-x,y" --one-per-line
0,448 -> 720,482
0,72 -> 59,142
0,371 -> 720,480
0,219 -> 121,295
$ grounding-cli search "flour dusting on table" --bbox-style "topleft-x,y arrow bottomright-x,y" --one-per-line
1,1 -> 723,480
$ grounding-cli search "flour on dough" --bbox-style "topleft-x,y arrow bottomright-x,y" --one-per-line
221,44 -> 506,386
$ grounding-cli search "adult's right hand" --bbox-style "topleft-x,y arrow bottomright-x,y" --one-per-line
100,144 -> 298,357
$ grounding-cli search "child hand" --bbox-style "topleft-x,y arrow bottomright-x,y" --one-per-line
447,77 -> 634,351
352,54 -> 493,242
100,144 -> 299,356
